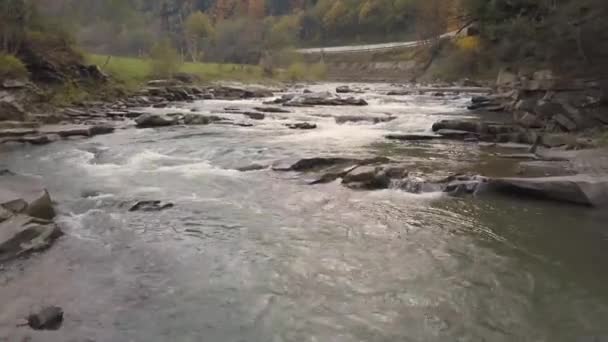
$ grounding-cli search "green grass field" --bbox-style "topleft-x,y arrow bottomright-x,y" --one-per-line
86,54 -> 264,85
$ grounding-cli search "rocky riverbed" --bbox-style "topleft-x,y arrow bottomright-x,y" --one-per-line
1,81 -> 608,341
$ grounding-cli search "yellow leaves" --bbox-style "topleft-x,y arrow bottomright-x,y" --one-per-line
455,36 -> 481,52
185,11 -> 214,40
323,0 -> 348,29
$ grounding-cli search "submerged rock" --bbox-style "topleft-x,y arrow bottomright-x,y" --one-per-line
385,134 -> 441,141
236,164 -> 268,172
286,122 -> 317,130
276,156 -> 390,172
242,112 -> 265,120
253,107 -> 290,113
129,200 -> 174,212
335,116 -> 395,124
27,306 -> 64,330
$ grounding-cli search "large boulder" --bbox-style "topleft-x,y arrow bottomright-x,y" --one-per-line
488,175 -> 608,207
0,100 -> 28,121
135,114 -> 178,128
0,214 -> 62,261
0,170 -> 55,220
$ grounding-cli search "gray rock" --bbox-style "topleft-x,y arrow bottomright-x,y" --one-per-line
281,92 -> 368,107
37,124 -> 114,138
496,68 -> 518,87
488,175 -> 608,207
432,120 -> 479,133
0,214 -> 63,261
129,200 -> 174,212
242,112 -> 265,120
0,170 -> 55,220
88,125 -> 115,136
517,161 -> 575,177
27,306 -> 64,330
336,85 -> 361,94
553,113 -> 577,131
286,122 -> 317,130
0,128 -> 38,138
1,79 -> 27,89
541,134 -> 574,148
0,100 -> 27,121
212,86 -> 273,99
183,114 -> 222,125
342,166 -> 391,190
277,157 -> 389,172
342,166 -> 377,183
237,164 -> 267,172
253,107 -> 290,113
436,129 -> 477,139
335,116 -> 395,124
514,112 -> 543,128
135,114 -> 178,128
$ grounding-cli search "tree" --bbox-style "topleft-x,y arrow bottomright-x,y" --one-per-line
150,39 -> 182,78
185,11 -> 214,61
0,0 -> 29,53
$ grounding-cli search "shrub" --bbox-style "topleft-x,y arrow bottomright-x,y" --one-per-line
0,54 -> 29,80
309,62 -> 327,80
150,40 -> 182,78
285,62 -> 307,81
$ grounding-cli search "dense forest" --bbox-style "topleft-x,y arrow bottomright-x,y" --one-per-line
28,0 -> 461,63
1,0 -> 607,80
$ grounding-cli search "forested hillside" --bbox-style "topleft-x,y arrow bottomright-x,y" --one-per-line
29,0 -> 461,64
1,0 -> 607,81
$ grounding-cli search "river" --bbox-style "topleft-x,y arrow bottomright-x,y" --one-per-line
1,83 -> 607,341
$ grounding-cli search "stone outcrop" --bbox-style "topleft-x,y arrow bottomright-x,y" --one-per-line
0,100 -> 28,121
0,171 -> 62,261
0,170 -> 55,220
488,175 -> 608,207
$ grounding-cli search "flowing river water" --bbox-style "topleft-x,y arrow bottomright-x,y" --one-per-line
1,83 -> 608,341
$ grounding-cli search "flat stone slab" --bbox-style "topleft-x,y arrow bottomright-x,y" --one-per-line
38,124 -> 115,137
518,161 -> 575,177
0,214 -> 62,261
488,175 -> 608,207
0,128 -> 38,138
